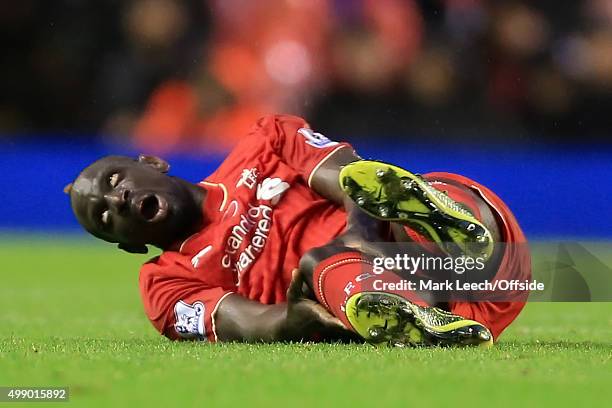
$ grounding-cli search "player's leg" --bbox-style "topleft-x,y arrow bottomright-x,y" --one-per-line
441,177 -> 531,340
338,160 -> 530,341
299,242 -> 493,347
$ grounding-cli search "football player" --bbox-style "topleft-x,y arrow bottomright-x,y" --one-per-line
65,115 -> 530,346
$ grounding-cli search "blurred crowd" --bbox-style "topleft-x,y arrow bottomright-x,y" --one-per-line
3,0 -> 612,152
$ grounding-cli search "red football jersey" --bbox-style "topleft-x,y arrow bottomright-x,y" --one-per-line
139,115 -> 352,341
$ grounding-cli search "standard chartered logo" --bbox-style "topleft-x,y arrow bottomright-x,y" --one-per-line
222,203 -> 273,281
221,176 -> 290,284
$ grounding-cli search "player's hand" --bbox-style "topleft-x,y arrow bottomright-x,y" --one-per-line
284,269 -> 359,343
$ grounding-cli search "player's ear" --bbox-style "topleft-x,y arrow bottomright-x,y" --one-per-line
118,243 -> 148,254
138,154 -> 170,173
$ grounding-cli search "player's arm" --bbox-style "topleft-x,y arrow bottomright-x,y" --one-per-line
215,270 -> 354,342
309,142 -> 394,248
214,295 -> 287,342
310,146 -> 361,205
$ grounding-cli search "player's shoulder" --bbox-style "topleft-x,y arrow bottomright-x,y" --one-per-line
253,113 -> 310,129
208,114 -> 308,176
246,114 -> 310,142
139,251 -> 191,284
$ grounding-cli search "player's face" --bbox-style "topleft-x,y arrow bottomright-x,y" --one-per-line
70,156 -> 201,250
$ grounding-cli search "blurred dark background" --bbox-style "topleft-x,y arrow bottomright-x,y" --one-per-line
4,0 -> 612,152
1,0 -> 611,237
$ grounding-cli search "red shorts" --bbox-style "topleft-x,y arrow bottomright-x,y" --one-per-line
420,172 -> 531,340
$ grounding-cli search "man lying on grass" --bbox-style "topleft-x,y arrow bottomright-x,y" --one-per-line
65,115 -> 530,347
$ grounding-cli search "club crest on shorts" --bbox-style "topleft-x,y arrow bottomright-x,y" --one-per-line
298,128 -> 338,148
174,300 -> 206,340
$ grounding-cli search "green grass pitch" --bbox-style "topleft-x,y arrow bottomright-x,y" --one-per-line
1,236 -> 611,407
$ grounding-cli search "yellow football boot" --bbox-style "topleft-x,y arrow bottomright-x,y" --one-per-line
339,160 -> 494,260
345,292 -> 493,347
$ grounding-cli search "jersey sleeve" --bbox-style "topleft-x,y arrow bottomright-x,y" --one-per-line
139,259 -> 233,342
253,114 -> 354,186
